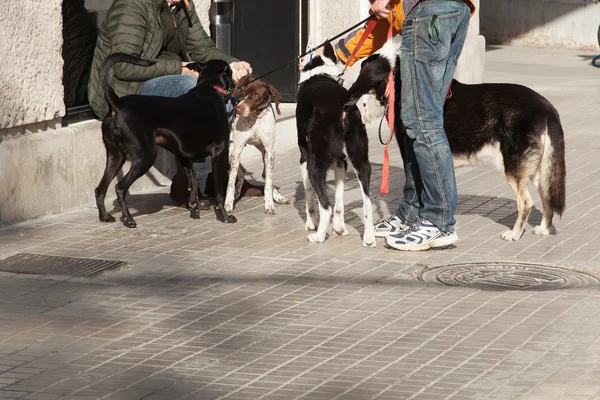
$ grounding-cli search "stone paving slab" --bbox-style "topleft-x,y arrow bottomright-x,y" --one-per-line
0,46 -> 599,399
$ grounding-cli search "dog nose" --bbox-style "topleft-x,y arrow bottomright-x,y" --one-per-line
235,103 -> 248,116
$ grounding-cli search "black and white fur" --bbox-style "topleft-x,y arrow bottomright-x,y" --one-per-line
296,41 -> 376,246
345,40 -> 566,241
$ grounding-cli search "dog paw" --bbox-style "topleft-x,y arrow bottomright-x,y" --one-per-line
363,239 -> 377,248
307,233 -> 326,243
532,225 -> 551,236
363,231 -> 376,247
275,197 -> 291,205
265,208 -> 276,215
501,230 -> 523,241
224,202 -> 234,213
305,221 -> 317,231
99,215 -> 116,223
189,210 -> 200,219
332,226 -> 349,236
120,216 -> 137,228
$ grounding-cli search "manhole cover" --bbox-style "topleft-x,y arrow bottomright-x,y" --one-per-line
0,253 -> 126,278
417,262 -> 600,291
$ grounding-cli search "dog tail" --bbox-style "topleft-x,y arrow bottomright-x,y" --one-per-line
540,108 -> 567,217
100,53 -> 156,114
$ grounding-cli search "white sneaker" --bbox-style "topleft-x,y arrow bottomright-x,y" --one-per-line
385,218 -> 458,251
373,215 -> 411,237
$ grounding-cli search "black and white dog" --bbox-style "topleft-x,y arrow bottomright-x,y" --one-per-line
345,39 -> 566,241
296,41 -> 376,246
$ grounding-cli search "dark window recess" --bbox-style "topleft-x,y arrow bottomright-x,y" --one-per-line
61,0 -> 98,126
209,0 -> 308,103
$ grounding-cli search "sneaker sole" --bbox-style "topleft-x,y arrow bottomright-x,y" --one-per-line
385,233 -> 459,252
374,231 -> 405,238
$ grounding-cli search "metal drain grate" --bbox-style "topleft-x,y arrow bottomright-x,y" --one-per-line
417,262 -> 600,291
0,253 -> 126,278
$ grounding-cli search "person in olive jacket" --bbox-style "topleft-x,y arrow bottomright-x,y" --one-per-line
88,0 -> 255,207
88,0 -> 250,117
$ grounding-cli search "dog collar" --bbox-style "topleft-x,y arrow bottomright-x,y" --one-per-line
213,85 -> 230,96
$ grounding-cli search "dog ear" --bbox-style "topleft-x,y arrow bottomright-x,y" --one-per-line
322,40 -> 337,63
220,64 -> 234,89
360,54 -> 379,71
236,74 -> 253,88
268,84 -> 282,115
231,75 -> 252,98
185,62 -> 205,73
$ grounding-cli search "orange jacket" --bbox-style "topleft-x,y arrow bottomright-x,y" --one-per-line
335,0 -> 476,66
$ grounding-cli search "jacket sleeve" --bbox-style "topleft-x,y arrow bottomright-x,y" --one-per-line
108,0 -> 181,81
334,20 -> 392,67
185,3 -> 238,64
335,1 -> 404,67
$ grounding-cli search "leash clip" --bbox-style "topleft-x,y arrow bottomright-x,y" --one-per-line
336,73 -> 345,86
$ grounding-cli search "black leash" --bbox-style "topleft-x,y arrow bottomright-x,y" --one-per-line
240,15 -> 376,89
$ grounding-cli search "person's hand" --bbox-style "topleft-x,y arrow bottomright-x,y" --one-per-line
181,62 -> 199,77
230,61 -> 252,83
370,0 -> 391,19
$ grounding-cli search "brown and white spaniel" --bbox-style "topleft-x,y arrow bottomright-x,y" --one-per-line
225,75 -> 290,214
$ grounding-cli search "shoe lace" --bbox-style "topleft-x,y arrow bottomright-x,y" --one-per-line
408,218 -> 420,232
378,214 -> 398,225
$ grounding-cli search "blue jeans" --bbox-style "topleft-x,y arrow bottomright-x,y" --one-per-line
395,0 -> 470,232
139,74 -> 197,97
140,74 -> 235,120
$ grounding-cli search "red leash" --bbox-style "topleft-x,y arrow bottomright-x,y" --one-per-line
335,12 -> 393,194
379,47 -> 454,194
380,17 -> 395,195
341,18 -> 378,74
334,12 -> 452,195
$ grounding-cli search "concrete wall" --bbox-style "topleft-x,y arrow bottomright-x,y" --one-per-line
455,0 -> 485,84
481,0 -> 600,51
307,0 -> 364,47
0,120 -> 175,224
0,1 -> 65,130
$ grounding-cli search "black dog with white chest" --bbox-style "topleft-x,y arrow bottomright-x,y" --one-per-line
95,53 -> 236,228
345,40 -> 566,241
296,42 -> 376,247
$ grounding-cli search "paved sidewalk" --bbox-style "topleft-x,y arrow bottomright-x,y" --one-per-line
0,46 -> 599,400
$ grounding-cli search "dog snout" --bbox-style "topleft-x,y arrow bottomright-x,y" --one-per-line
235,102 -> 251,117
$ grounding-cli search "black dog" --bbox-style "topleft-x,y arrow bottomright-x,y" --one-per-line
345,40 -> 566,241
296,41 -> 376,247
95,53 -> 236,228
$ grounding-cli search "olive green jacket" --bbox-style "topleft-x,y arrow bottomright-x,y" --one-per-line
88,0 -> 237,118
